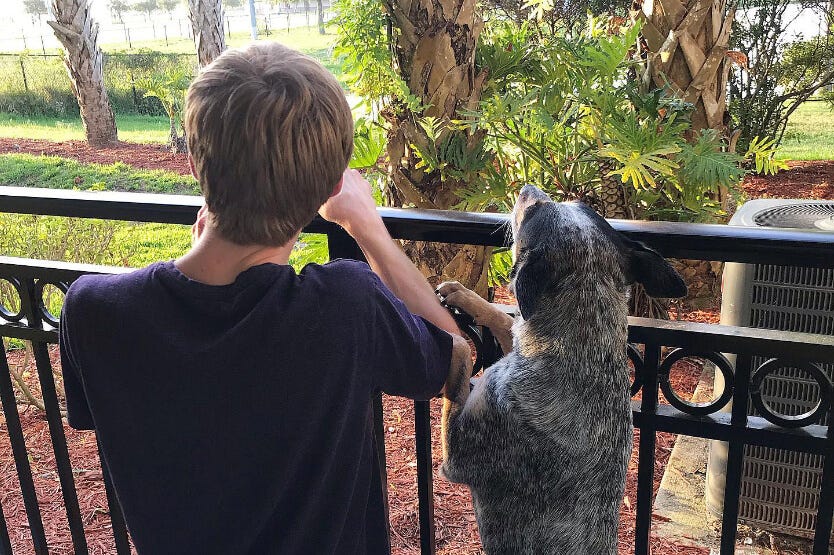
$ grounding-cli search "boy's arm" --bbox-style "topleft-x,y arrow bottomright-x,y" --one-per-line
319,169 -> 461,338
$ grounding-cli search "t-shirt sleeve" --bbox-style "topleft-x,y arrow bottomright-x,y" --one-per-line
368,274 -> 453,400
59,282 -> 95,431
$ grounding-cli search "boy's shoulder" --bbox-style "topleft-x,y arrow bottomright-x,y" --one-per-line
302,258 -> 385,298
65,262 -> 163,307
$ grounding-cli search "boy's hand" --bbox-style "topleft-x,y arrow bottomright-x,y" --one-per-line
318,169 -> 382,239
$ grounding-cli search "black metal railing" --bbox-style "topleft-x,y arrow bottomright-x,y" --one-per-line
1,186 -> 833,555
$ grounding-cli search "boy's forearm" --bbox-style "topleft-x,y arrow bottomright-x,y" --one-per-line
348,216 -> 462,337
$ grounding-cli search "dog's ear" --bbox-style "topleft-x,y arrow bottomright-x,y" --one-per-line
625,241 -> 687,299
512,247 -> 551,320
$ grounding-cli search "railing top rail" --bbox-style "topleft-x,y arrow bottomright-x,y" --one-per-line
2,256 -> 834,360
2,186 -> 834,267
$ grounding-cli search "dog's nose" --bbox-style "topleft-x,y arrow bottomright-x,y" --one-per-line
518,184 -> 551,203
518,184 -> 537,202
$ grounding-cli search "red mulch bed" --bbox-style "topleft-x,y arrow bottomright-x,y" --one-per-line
0,139 -> 191,176
2,139 -> 832,554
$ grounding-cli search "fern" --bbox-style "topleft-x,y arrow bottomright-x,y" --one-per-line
745,136 -> 790,176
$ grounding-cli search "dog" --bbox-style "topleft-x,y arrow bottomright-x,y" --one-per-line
437,184 -> 686,554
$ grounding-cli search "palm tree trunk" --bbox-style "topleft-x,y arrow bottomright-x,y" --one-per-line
383,0 -> 492,296
48,0 -> 118,148
187,0 -> 226,68
638,0 -> 735,137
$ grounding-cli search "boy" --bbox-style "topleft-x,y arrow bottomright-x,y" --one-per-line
59,42 -> 470,554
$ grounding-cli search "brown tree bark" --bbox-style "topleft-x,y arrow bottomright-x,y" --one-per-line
187,0 -> 227,68
383,0 -> 492,296
638,0 -> 735,137
48,0 -> 118,148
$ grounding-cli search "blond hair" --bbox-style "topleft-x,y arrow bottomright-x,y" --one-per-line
185,42 -> 353,246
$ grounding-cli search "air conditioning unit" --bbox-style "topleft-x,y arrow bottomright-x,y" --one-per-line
705,199 -> 834,540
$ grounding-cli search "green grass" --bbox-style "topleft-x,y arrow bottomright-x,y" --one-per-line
0,113 -> 170,143
777,101 -> 834,161
0,153 -> 197,194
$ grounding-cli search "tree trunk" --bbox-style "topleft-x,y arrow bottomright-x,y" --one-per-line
383,0 -> 491,296
317,0 -> 324,34
187,0 -> 226,68
638,0 -> 734,137
48,0 -> 118,148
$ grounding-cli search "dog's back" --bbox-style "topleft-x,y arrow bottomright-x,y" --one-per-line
441,187 -> 685,554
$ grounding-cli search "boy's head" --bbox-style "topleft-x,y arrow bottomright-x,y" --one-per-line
185,42 -> 353,246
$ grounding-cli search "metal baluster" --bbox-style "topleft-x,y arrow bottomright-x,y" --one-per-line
0,348 -> 48,554
31,342 -> 88,554
812,404 -> 834,554
0,500 -> 11,555
97,440 -> 130,555
414,400 -> 436,555
634,343 -> 660,555
19,278 -> 87,554
720,354 -> 751,554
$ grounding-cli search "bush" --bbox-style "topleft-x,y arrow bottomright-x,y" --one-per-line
0,50 -> 198,118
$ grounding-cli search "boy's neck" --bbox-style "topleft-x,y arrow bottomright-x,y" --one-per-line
175,225 -> 299,286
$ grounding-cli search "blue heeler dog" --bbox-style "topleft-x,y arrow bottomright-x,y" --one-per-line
437,184 -> 686,554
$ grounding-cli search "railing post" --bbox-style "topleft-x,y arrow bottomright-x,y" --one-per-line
21,278 -> 89,554
0,348 -> 48,554
635,343 -> 661,555
720,354 -> 750,554
414,400 -> 436,555
813,410 -> 834,554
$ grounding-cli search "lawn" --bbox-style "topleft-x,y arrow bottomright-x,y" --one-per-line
0,153 -> 328,270
777,101 -> 834,161
0,153 -> 196,193
0,114 -> 170,143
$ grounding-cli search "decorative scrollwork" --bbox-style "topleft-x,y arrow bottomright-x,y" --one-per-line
658,349 -> 734,416
0,277 -> 25,323
750,358 -> 833,429
627,343 -> 644,397
34,280 -> 69,328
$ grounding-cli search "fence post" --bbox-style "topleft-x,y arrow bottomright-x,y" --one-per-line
21,29 -> 27,50
40,36 -> 46,57
19,57 -> 29,92
164,25 -> 168,46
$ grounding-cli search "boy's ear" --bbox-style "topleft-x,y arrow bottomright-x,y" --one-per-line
625,240 -> 687,299
188,155 -> 198,181
330,177 -> 344,198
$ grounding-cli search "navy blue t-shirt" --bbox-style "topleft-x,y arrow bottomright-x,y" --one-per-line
59,259 -> 452,555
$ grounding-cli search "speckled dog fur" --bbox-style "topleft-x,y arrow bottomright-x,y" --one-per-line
438,185 -> 686,555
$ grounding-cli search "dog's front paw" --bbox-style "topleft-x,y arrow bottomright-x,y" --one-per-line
436,281 -> 494,326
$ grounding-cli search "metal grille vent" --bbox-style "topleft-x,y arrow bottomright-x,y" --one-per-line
753,203 -> 834,230
738,264 -> 834,538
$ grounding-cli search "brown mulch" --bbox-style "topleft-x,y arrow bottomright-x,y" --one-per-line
741,160 -> 834,201
3,138 -> 832,554
0,139 -> 191,175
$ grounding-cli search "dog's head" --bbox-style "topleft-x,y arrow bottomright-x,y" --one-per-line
509,185 -> 686,320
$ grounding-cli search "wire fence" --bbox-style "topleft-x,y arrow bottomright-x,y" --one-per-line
0,51 -> 198,117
